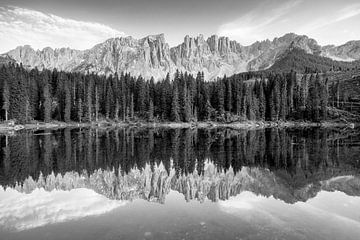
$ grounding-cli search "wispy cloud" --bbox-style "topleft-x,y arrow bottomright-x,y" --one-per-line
0,6 -> 125,53
335,3 -> 360,22
298,3 -> 360,34
218,0 -> 302,45
217,0 -> 360,46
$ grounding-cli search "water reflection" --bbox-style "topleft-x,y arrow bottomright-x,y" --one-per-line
1,127 -> 360,238
0,127 -> 359,204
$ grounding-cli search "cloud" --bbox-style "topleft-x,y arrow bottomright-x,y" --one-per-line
0,6 -> 125,53
298,3 -> 360,34
0,187 -> 126,231
217,0 -> 302,45
335,3 -> 360,22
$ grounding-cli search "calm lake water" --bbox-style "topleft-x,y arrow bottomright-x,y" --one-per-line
1,127 -> 360,240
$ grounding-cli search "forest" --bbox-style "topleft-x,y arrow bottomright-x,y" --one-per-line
0,62 -> 335,124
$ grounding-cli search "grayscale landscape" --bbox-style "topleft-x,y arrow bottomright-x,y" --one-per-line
0,0 -> 360,239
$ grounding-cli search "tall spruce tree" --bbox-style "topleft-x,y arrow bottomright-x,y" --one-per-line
42,71 -> 52,123
171,83 -> 180,122
64,79 -> 71,122
2,74 -> 9,121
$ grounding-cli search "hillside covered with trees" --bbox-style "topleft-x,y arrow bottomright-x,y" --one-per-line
0,62 -> 339,125
268,48 -> 360,73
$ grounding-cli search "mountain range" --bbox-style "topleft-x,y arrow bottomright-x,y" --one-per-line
2,33 -> 360,80
11,162 -> 360,204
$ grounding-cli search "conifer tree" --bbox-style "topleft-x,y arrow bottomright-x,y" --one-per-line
95,86 -> 99,122
320,77 -> 328,120
182,87 -> 192,122
77,98 -> 83,122
204,100 -> 213,121
130,93 -> 134,119
280,77 -> 287,120
225,77 -> 232,112
148,99 -> 154,121
64,80 -> 71,122
171,84 -> 180,122
105,83 -> 113,119
258,81 -> 266,120
2,76 -> 9,121
86,75 -> 93,122
10,65 -> 28,123
42,72 -> 52,123
217,81 -> 225,113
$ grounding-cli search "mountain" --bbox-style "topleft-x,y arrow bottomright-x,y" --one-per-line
2,33 -> 359,80
0,55 -> 16,65
11,162 -> 360,204
322,41 -> 360,62
268,47 -> 360,73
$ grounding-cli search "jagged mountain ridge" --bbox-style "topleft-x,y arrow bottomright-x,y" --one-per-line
8,163 -> 360,204
2,33 -> 360,80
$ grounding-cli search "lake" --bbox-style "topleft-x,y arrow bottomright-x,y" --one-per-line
1,127 -> 360,240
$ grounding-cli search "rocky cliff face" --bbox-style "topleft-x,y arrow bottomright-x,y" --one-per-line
2,33 -> 359,80
321,40 -> 360,62
76,34 -> 174,80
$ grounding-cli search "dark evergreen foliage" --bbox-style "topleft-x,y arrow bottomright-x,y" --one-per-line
0,62 -> 335,123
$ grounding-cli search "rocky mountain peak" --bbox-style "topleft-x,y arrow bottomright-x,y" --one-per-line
3,33 -> 360,81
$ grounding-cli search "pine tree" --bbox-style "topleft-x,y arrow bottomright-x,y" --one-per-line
217,81 -> 224,113
258,81 -> 266,120
10,65 -> 28,123
225,77 -> 232,112
161,73 -> 171,120
42,72 -> 52,123
233,79 -> 242,115
95,86 -> 99,122
129,93 -> 134,119
148,99 -> 154,121
77,98 -> 83,122
287,71 -> 296,116
280,77 -> 287,120
182,87 -> 192,122
64,80 -> 71,122
86,75 -> 93,122
28,68 -> 40,120
105,83 -> 113,119
2,76 -> 9,121
136,77 -> 146,114
204,100 -> 213,121
171,84 -> 180,122
320,77 -> 328,120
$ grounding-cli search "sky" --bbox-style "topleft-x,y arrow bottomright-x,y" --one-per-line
0,0 -> 360,53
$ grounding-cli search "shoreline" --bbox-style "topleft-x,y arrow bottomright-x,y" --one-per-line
0,120 -> 357,132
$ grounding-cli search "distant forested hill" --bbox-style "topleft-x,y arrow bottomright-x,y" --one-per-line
268,48 -> 360,73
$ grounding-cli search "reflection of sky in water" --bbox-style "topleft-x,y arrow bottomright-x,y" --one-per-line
219,191 -> 360,240
1,188 -> 360,240
0,187 -> 126,231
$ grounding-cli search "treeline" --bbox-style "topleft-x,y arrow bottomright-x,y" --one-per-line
0,63 -> 330,124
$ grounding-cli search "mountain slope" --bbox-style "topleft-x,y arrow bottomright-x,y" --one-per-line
322,41 -> 360,61
268,47 -> 360,73
2,33 -> 359,80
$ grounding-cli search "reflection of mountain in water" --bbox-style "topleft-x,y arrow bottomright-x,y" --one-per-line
10,162 -> 360,204
1,127 -> 360,203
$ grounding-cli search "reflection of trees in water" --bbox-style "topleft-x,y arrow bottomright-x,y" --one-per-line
0,127 -> 360,199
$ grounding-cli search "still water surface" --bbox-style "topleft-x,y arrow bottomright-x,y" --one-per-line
0,127 -> 360,240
